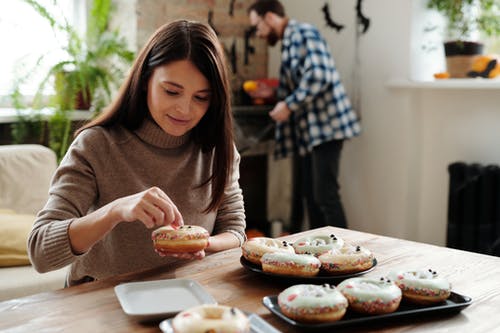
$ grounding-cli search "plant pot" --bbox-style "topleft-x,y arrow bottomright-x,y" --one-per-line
444,41 -> 484,78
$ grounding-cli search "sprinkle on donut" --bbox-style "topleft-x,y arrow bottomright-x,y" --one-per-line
172,304 -> 250,333
337,277 -> 402,315
151,225 -> 209,253
387,269 -> 451,305
260,252 -> 321,277
292,234 -> 345,256
241,237 -> 295,265
318,243 -> 374,275
278,284 -> 348,323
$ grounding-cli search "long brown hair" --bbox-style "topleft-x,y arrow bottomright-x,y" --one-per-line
76,20 -> 234,212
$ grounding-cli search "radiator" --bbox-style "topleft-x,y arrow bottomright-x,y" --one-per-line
447,162 -> 500,256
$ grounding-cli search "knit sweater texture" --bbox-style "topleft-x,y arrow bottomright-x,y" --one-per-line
27,118 -> 246,286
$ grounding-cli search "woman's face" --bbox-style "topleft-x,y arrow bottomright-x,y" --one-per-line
147,60 -> 211,137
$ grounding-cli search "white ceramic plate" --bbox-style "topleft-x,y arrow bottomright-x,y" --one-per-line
159,312 -> 281,333
114,278 -> 216,321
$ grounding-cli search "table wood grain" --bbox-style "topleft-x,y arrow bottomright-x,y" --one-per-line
1,226 -> 499,332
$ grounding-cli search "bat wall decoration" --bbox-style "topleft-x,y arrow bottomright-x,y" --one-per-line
321,3 -> 344,32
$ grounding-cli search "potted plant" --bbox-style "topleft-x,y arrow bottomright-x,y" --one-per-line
427,0 -> 500,78
11,0 -> 135,160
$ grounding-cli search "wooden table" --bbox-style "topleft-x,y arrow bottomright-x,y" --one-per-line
1,226 -> 499,332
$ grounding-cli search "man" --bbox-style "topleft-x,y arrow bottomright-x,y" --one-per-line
248,0 -> 361,231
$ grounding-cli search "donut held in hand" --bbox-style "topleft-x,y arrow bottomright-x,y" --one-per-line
337,277 -> 402,315
172,304 -> 250,333
152,225 -> 209,253
242,237 -> 294,265
388,269 -> 451,305
261,252 -> 321,277
278,284 -> 348,323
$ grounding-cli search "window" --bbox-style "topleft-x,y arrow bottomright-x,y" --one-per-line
0,0 -> 85,107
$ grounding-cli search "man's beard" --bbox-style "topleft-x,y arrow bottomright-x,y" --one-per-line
267,30 -> 279,46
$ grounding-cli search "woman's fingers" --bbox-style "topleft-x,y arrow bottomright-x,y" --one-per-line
114,187 -> 184,229
135,187 -> 183,228
136,199 -> 165,228
149,188 -> 184,228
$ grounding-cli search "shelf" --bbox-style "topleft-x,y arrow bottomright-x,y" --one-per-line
387,78 -> 500,90
0,108 -> 92,124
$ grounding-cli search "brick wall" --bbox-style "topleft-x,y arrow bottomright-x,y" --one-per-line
116,0 -> 269,101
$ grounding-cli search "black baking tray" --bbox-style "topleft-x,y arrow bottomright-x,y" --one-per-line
262,292 -> 472,330
240,256 -> 377,284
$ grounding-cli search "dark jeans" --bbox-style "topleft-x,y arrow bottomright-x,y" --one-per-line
290,140 -> 347,232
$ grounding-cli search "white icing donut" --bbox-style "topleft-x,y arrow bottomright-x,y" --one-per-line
278,284 -> 348,323
260,252 -> 321,277
337,277 -> 402,314
172,304 -> 250,333
241,237 -> 294,265
318,244 -> 374,275
152,225 -> 209,253
292,234 -> 344,256
387,269 -> 451,305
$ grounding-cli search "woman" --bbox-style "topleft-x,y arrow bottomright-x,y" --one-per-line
28,20 -> 246,286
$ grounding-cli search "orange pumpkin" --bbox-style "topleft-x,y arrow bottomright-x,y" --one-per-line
468,55 -> 500,78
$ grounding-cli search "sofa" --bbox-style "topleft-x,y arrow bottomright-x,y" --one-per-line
0,144 -> 68,301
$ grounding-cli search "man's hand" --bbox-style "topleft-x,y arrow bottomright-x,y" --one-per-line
269,101 -> 291,122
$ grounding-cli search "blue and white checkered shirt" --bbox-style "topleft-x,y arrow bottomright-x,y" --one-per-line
274,19 -> 361,158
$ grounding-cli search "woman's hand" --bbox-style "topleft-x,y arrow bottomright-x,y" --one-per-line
68,187 -> 183,254
112,186 -> 183,229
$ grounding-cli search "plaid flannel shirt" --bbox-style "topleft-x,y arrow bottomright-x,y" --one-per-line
274,20 -> 361,158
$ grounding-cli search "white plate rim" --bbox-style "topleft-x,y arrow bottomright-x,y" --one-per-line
114,278 -> 217,321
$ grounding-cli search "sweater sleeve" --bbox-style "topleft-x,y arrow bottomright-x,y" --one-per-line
212,146 -> 246,245
27,130 -> 99,273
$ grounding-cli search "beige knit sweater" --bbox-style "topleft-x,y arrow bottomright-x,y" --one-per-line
27,118 -> 246,286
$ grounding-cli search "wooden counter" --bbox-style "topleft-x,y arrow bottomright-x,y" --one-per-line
1,226 -> 499,332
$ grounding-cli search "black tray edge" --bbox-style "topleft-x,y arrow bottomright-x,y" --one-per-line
262,292 -> 472,329
240,256 -> 378,283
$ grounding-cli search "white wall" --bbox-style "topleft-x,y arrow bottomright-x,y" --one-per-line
270,0 -> 500,245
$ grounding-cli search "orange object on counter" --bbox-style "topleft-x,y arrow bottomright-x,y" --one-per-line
469,55 -> 500,78
245,228 -> 265,239
243,80 -> 258,93
242,78 -> 279,105
433,72 -> 450,79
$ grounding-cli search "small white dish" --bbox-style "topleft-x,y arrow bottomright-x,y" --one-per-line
114,278 -> 216,321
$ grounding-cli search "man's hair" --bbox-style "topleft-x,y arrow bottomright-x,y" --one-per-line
248,0 -> 285,17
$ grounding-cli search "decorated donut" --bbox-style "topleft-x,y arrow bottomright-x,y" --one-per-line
388,269 -> 451,305
260,252 -> 321,277
172,304 -> 250,333
292,233 -> 344,256
278,284 -> 348,323
152,225 -> 209,253
318,244 -> 374,275
337,277 -> 402,315
241,237 -> 294,265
